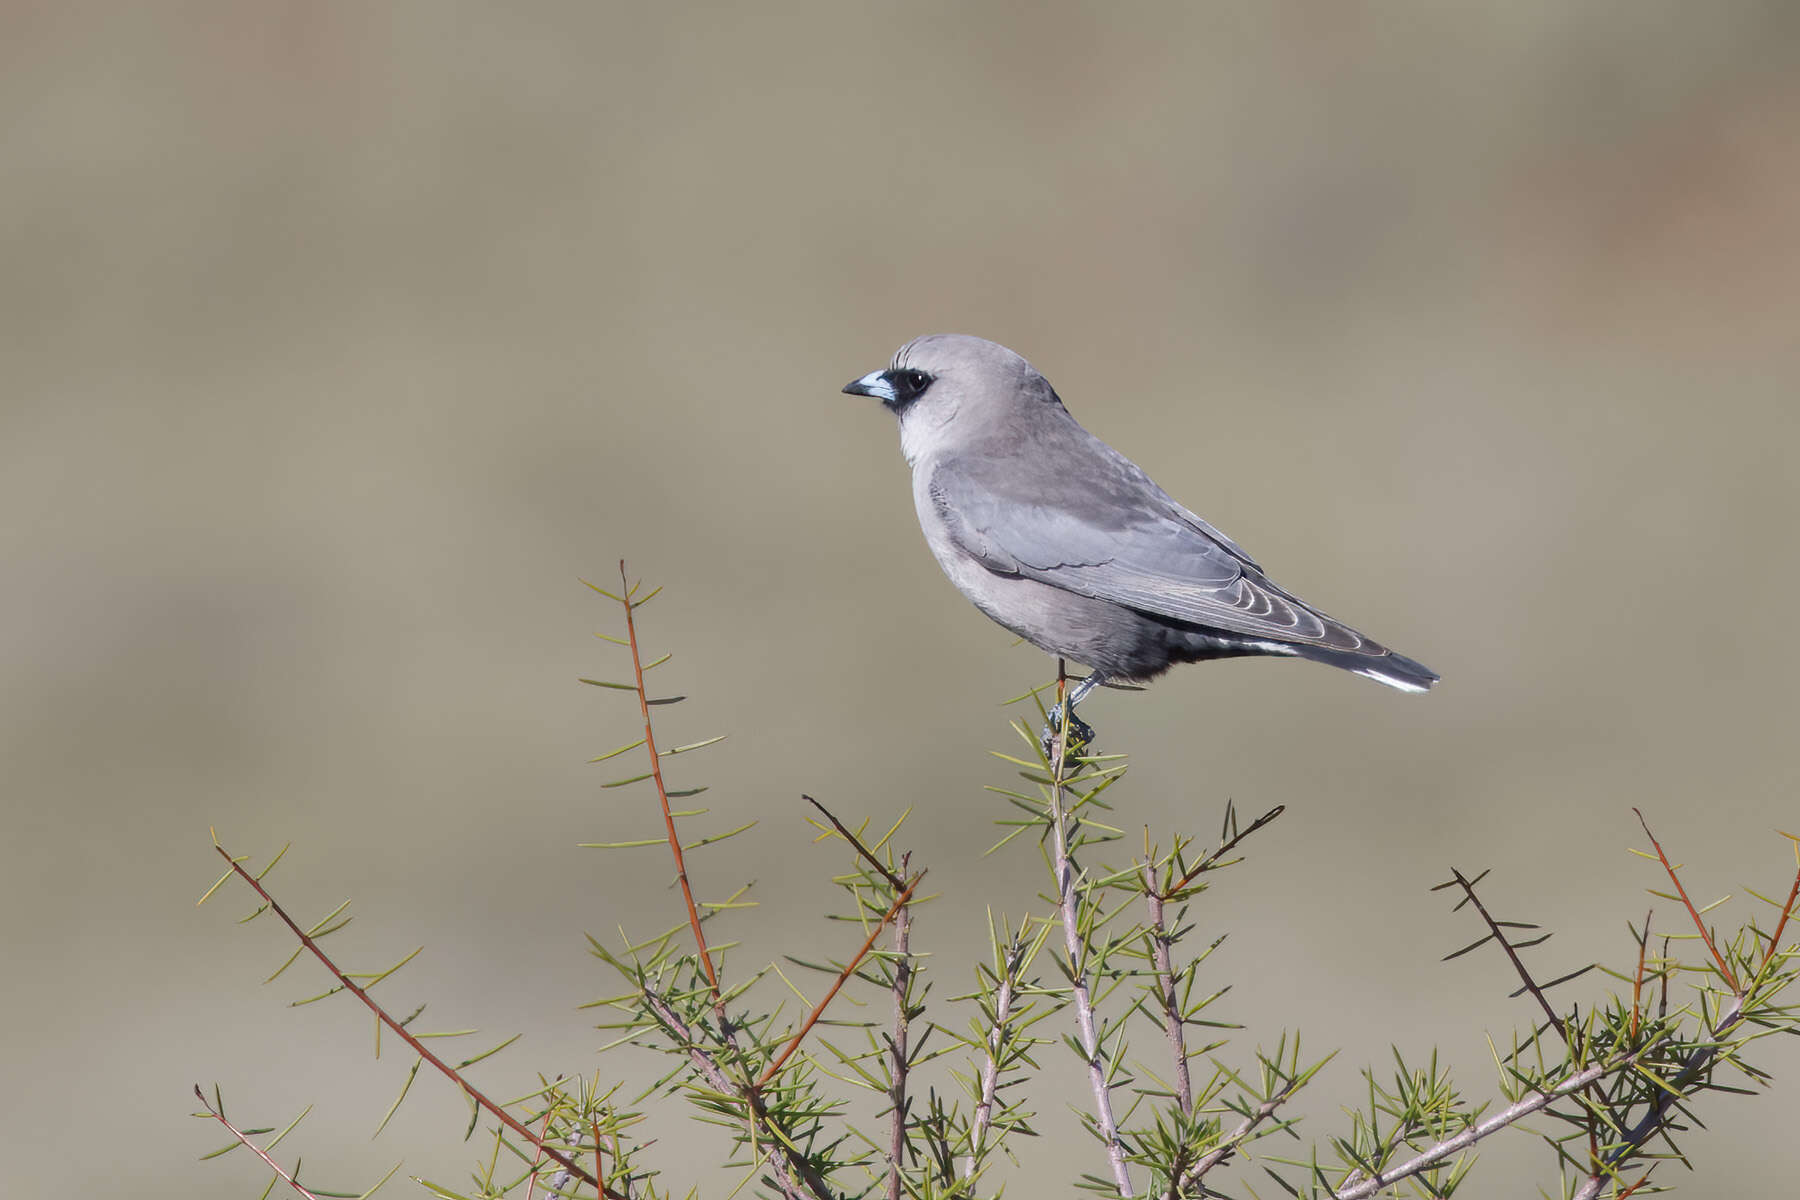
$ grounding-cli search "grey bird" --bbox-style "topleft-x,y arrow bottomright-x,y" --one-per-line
843,334 -> 1437,753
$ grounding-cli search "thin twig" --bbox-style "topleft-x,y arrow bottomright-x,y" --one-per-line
1142,872 -> 1192,1115
1630,909 -> 1652,1040
758,873 -> 922,1089
522,1107 -> 557,1200
1162,805 -> 1286,897
887,852 -> 914,1200
192,1087 -> 326,1200
1142,804 -> 1284,1123
619,561 -> 720,1004
1751,843 -> 1800,984
1633,809 -> 1738,990
1049,663 -> 1135,1197
966,940 -> 1022,1177
1440,869 -> 1567,1044
209,841 -> 618,1198
804,795 -> 908,891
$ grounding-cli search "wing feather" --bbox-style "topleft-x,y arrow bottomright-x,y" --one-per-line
928,450 -> 1370,652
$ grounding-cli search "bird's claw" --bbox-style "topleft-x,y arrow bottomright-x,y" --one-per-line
1040,704 -> 1098,768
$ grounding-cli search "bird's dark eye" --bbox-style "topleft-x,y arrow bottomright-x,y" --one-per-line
896,369 -> 932,395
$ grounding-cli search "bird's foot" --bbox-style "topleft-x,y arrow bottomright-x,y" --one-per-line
1040,704 -> 1098,769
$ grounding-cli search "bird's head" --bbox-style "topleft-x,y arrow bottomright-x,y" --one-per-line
843,334 -> 1060,465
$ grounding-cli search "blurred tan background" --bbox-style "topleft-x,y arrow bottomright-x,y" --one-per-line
4,3 -> 1798,1196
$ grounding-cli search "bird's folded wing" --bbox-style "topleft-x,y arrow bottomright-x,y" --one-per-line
927,455 -> 1369,651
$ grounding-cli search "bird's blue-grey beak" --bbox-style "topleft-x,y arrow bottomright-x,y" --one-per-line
843,370 -> 897,403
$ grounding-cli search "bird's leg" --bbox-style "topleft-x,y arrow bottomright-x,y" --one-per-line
1041,669 -> 1106,763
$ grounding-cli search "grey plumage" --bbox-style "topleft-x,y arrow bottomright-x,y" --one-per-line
844,334 -> 1438,708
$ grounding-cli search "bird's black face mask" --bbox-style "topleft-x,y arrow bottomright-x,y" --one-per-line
843,367 -> 934,414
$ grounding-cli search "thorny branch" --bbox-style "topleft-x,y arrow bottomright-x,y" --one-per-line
888,853 -> 914,1200
192,1087 -> 331,1200
1049,663 -> 1135,1197
206,839 -> 618,1198
199,567 -> 1800,1200
1142,882 -> 1193,1116
609,564 -> 801,1191
617,561 -> 722,1008
1438,868 -> 1572,1044
965,938 -> 1024,1177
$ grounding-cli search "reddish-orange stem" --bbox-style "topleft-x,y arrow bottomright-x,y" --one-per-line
619,561 -> 720,1003
210,844 -> 619,1199
193,1086 -> 325,1200
523,1107 -> 557,1200
756,873 -> 922,1089
1634,809 -> 1738,990
1759,857 -> 1800,975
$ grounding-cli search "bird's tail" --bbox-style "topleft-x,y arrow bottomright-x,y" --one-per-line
1292,642 -> 1440,694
